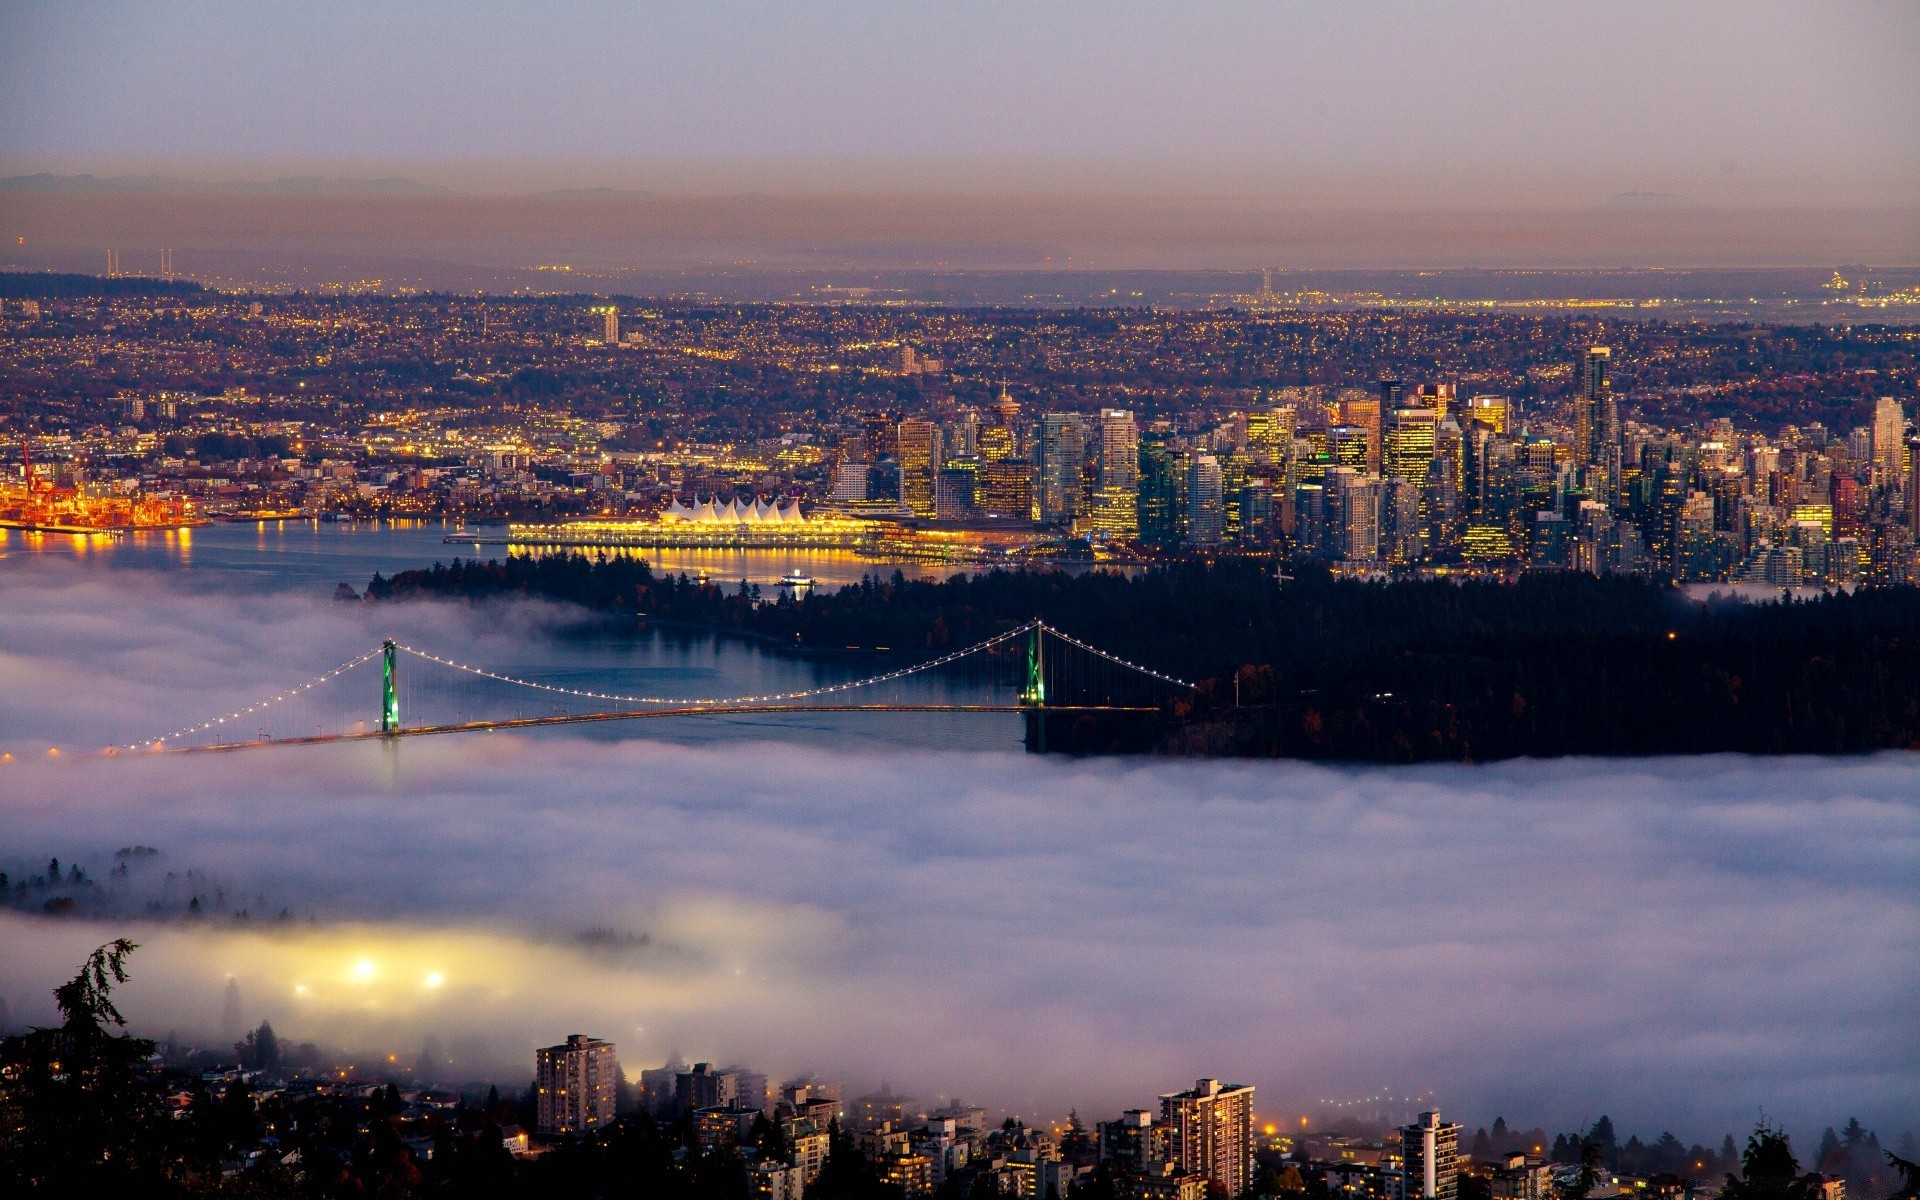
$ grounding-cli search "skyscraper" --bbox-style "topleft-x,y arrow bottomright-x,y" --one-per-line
1575,347 -> 1616,471
1399,1110 -> 1460,1200
599,307 -> 620,345
1158,1078 -> 1254,1198
1036,413 -> 1088,525
1872,396 -> 1906,488
1385,408 -> 1438,487
1342,395 -> 1384,474
536,1035 -> 619,1136
1185,454 -> 1225,547
896,417 -> 939,517
1098,409 -> 1140,491
1137,439 -> 1181,550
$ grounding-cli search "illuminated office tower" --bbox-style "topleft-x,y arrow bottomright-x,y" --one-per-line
936,460 -> 979,520
1327,425 -> 1372,472
1036,413 -> 1088,526
1385,408 -> 1438,487
598,308 -> 620,344
1099,409 -> 1140,490
1416,382 -> 1456,416
1246,405 -> 1297,463
1342,395 -> 1384,473
1159,1079 -> 1255,1199
1872,397 -> 1907,488
1462,395 -> 1509,434
1575,347 -> 1616,470
1185,455 -> 1225,547
896,418 -> 939,517
537,1035 -> 619,1137
863,411 -> 900,463
1399,1110 -> 1460,1200
1137,440 -> 1181,550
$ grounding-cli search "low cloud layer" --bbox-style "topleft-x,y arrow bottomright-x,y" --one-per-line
1,560 -> 1915,1141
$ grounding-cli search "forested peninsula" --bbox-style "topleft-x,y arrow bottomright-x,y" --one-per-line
366,556 -> 1920,762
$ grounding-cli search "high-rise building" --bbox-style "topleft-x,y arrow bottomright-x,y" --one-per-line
676,1062 -> 763,1114
1385,409 -> 1439,487
1098,409 -> 1140,491
1246,406 -> 1297,462
1159,1078 -> 1254,1198
1138,440 -> 1181,550
1328,425 -> 1372,472
1326,468 -> 1382,562
936,461 -> 980,520
896,418 -> 939,517
1462,395 -> 1509,434
1575,348 -> 1616,470
598,308 -> 620,345
1185,455 -> 1225,547
536,1035 -> 619,1136
1399,1110 -> 1460,1200
863,412 -> 900,463
1872,397 -> 1906,488
1037,413 -> 1089,525
1342,395 -> 1384,474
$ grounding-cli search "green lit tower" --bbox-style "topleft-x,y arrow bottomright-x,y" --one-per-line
381,639 -> 399,734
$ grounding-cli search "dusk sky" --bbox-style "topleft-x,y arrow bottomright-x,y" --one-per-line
3,0 -> 1917,206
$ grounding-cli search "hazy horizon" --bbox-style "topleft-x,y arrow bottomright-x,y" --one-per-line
4,1 -> 1916,273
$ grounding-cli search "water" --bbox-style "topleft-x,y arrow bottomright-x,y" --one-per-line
0,518 -> 1029,752
0,518 -> 977,593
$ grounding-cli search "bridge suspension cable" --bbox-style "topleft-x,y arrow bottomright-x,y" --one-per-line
392,621 -> 1044,708
130,648 -> 385,750
116,618 -> 1195,754
1032,621 -> 1195,690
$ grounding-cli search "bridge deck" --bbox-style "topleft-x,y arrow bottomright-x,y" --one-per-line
133,703 -> 1158,754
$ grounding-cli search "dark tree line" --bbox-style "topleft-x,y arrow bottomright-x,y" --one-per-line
370,555 -> 1920,761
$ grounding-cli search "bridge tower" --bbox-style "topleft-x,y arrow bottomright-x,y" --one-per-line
381,639 -> 400,734
1021,622 -> 1047,753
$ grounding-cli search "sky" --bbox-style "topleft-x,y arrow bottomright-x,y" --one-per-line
1,559 -> 1916,1142
1,0 -> 1917,207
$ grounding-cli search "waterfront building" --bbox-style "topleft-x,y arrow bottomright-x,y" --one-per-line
936,461 -> 980,520
898,417 -> 939,517
535,1035 -> 618,1137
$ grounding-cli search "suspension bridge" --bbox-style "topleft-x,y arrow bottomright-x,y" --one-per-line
104,621 -> 1193,756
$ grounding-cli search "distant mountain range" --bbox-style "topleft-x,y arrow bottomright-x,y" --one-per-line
0,173 -> 452,196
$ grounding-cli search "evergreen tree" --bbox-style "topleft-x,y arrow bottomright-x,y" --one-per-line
1721,1126 -> 1820,1200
